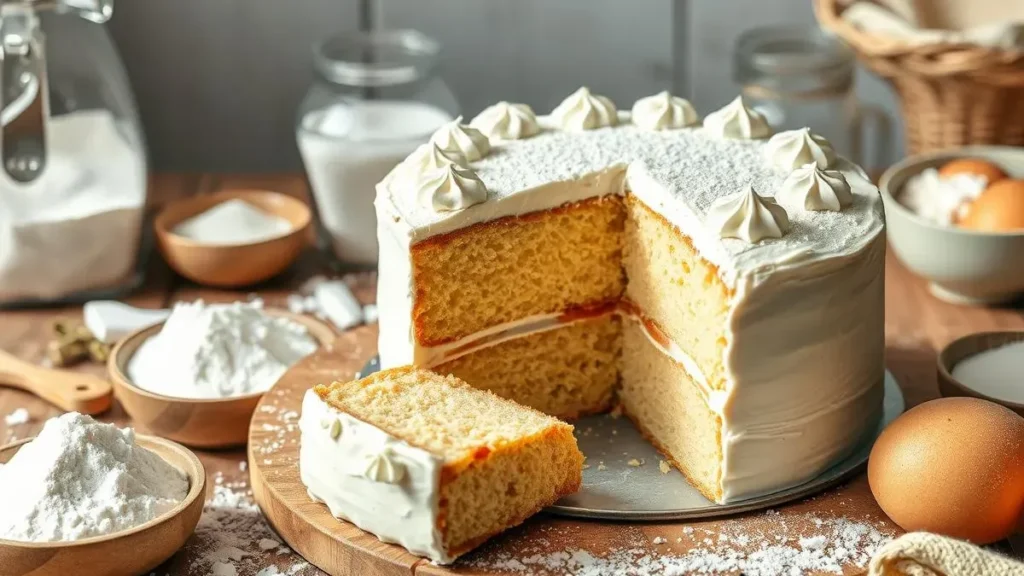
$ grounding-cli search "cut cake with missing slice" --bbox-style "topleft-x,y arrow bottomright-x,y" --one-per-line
298,366 -> 583,564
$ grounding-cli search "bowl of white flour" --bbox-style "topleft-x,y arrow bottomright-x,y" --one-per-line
108,299 -> 336,448
0,413 -> 206,576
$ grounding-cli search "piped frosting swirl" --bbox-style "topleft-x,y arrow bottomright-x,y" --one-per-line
361,449 -> 406,484
416,164 -> 488,212
707,185 -> 790,243
766,128 -> 835,171
779,163 -> 852,212
551,87 -> 618,131
470,102 -> 540,141
430,117 -> 491,161
631,91 -> 698,130
703,96 -> 771,140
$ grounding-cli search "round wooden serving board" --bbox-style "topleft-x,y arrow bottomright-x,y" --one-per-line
249,330 -> 904,576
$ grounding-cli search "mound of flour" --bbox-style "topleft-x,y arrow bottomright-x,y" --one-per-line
128,299 -> 318,399
0,413 -> 188,542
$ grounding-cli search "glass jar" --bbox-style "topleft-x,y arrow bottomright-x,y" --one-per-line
0,0 -> 148,306
297,29 -> 459,266
735,26 -> 889,171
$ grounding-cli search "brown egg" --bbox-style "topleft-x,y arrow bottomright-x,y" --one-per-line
959,179 -> 1024,232
868,397 -> 1024,543
939,158 -> 1008,184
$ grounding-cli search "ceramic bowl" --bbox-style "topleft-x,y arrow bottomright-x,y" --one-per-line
879,146 -> 1024,305
154,189 -> 311,288
0,435 -> 205,576
937,331 -> 1024,417
108,309 -> 335,448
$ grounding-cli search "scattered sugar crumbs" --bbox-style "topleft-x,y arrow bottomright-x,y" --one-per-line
172,472 -> 314,576
659,460 -> 671,474
465,511 -> 893,576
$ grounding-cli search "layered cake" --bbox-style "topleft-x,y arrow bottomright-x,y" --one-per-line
375,88 -> 886,505
299,367 -> 582,564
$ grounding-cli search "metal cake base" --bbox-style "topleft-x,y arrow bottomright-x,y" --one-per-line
359,357 -> 904,521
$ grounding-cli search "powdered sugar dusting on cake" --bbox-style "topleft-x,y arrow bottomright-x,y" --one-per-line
378,116 -> 883,286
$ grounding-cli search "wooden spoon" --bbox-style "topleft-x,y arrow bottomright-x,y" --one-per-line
0,349 -> 112,414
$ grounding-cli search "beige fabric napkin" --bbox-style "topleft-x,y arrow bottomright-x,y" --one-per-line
870,532 -> 1024,576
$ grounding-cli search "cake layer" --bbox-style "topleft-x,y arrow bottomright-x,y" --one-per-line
409,195 -> 625,345
299,367 -> 582,564
623,193 -> 731,390
433,314 -> 621,419
620,318 -> 723,501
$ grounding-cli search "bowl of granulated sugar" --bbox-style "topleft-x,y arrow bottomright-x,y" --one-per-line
108,299 -> 336,448
154,189 -> 311,287
0,413 -> 205,576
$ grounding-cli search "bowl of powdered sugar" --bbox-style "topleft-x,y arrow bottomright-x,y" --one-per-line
109,299 -> 336,448
154,189 -> 312,288
0,413 -> 205,576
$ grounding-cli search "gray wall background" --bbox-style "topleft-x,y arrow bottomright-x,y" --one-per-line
107,0 -> 903,173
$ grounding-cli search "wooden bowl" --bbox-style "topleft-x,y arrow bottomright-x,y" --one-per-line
937,331 -> 1024,416
154,189 -> 311,288
0,435 -> 205,576
108,310 -> 336,448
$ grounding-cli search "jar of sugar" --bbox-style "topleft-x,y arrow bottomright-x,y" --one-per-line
0,0 -> 148,306
296,29 -> 458,265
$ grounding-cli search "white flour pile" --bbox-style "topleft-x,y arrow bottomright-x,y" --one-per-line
469,512 -> 893,575
0,413 -> 188,542
173,199 -> 293,246
128,300 -> 318,399
0,110 -> 146,302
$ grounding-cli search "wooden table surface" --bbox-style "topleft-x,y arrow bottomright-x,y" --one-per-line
0,174 -> 1022,576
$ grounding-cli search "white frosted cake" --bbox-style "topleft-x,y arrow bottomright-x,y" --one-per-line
369,88 -> 885,505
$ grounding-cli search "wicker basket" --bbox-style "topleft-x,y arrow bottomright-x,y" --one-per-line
815,0 -> 1024,155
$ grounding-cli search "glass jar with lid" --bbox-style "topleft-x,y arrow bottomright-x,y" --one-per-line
297,29 -> 459,266
0,0 -> 148,306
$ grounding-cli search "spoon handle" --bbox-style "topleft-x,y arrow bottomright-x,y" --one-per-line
0,348 -> 112,414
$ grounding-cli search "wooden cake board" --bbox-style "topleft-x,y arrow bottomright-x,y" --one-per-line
249,328 -> 903,576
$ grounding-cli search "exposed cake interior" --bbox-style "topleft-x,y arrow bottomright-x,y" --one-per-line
302,367 -> 582,562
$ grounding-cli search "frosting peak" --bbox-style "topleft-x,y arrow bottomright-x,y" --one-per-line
416,164 -> 488,212
470,102 -> 540,142
362,449 -> 406,484
707,185 -> 790,243
766,128 -> 835,171
779,163 -> 852,212
703,96 -> 771,140
552,87 -> 618,131
631,91 -> 698,130
430,117 -> 491,161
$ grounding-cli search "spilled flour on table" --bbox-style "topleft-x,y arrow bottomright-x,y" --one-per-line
185,473 -> 313,576
467,511 -> 893,575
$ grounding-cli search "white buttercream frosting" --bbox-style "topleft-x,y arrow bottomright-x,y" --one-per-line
299,390 -> 450,563
703,96 -> 771,139
416,164 -> 488,212
779,163 -> 853,212
631,91 -> 698,130
470,102 -> 540,142
430,117 -> 491,161
766,128 -> 836,171
361,449 -> 406,484
404,142 -> 469,173
706,185 -> 790,243
551,87 -> 618,131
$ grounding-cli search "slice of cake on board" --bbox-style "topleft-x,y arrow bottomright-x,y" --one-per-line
298,366 -> 583,564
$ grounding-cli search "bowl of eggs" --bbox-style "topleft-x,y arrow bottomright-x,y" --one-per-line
880,146 -> 1024,304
